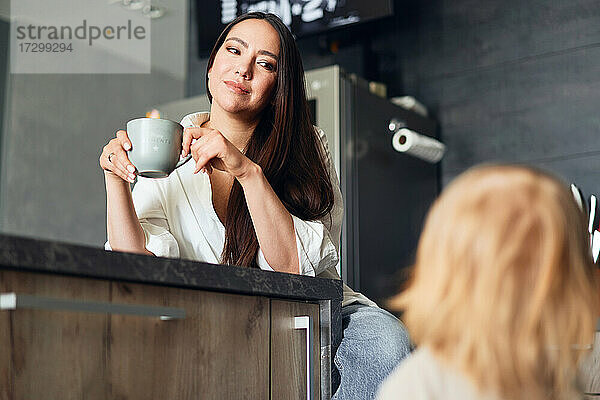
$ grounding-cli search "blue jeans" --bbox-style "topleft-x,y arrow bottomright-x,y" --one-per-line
332,303 -> 412,400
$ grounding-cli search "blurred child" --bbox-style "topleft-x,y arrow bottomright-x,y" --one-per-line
377,165 -> 598,400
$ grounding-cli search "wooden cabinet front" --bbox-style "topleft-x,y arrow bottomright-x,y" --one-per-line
0,271 -> 271,400
271,299 -> 321,400
108,281 -> 270,399
0,271 -> 110,400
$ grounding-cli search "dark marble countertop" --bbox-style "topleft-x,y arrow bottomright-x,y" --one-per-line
0,234 -> 343,303
0,233 -> 344,356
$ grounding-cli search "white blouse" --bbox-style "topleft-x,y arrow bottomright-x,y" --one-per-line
106,112 -> 375,307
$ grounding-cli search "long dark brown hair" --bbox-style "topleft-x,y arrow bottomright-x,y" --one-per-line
206,12 -> 335,268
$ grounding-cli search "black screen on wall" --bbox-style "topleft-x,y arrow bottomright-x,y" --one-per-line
196,0 -> 393,56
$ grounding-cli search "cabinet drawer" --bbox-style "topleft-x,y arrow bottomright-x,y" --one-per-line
0,270 -> 270,400
0,271 -> 110,400
108,280 -> 270,399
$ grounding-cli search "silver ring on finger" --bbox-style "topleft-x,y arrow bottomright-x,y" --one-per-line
108,152 -> 115,163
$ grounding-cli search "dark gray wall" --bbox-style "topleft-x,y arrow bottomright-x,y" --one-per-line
189,0 -> 600,198
396,0 -> 600,196
0,18 -> 7,151
187,0 -> 208,96
0,73 -> 184,247
0,1 -> 188,248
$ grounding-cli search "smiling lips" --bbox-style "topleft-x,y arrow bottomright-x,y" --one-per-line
224,80 -> 250,94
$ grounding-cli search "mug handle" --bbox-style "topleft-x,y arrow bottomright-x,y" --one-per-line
175,154 -> 193,169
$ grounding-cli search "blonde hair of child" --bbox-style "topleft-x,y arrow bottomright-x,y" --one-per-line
390,165 -> 598,400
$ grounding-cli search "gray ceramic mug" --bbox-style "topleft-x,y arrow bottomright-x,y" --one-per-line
126,117 -> 192,178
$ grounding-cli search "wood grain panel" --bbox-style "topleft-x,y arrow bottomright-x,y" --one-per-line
271,299 -> 320,400
0,270 -> 110,400
109,281 -> 270,400
0,271 -> 13,400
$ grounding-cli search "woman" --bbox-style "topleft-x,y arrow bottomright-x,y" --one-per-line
377,165 -> 599,400
99,12 -> 410,399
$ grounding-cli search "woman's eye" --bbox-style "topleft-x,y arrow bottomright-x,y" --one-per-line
226,47 -> 240,55
258,61 -> 275,71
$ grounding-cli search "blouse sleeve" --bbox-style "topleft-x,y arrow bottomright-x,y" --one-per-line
105,112 -> 209,257
257,127 -> 344,276
291,215 -> 340,276
104,177 -> 180,258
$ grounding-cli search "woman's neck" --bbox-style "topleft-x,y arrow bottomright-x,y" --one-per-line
207,105 -> 260,152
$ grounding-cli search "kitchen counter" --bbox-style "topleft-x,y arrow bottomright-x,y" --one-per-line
0,234 -> 343,306
0,234 -> 343,399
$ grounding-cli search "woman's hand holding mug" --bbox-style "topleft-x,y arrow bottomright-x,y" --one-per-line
101,118 -> 192,182
100,130 -> 137,183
